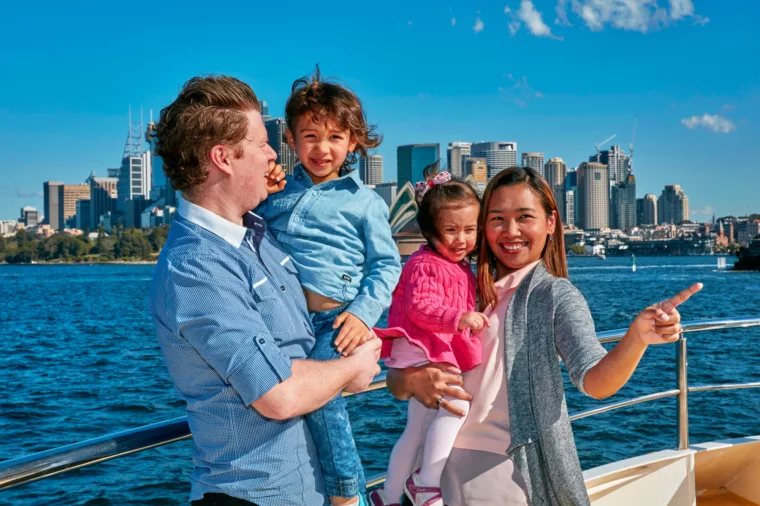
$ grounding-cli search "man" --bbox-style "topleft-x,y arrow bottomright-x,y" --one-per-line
149,76 -> 381,506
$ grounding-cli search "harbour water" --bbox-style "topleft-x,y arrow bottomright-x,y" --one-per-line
1,256 -> 759,505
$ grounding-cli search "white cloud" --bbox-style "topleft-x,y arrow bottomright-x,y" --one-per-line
500,74 -> 544,106
681,114 -> 736,134
509,20 -> 522,35
555,0 -> 572,25
473,16 -> 484,33
722,104 -> 736,111
569,0 -> 706,33
690,205 -> 714,217
518,1 -> 560,38
452,17 -> 456,26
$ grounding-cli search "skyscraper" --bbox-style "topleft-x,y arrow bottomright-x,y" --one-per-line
640,193 -> 658,225
43,181 -> 63,229
577,162 -> 609,230
658,185 -> 689,224
465,158 -> 488,183
397,144 -> 440,189
544,157 -> 567,222
566,169 -> 578,227
60,184 -> 90,229
592,145 -> 631,188
261,100 -> 270,121
89,173 -> 119,228
447,142 -> 471,178
471,142 -> 518,179
359,155 -> 383,185
19,207 -> 40,227
366,182 -> 397,207
146,121 -> 170,203
522,152 -> 545,178
610,174 -> 637,229
265,118 -> 299,175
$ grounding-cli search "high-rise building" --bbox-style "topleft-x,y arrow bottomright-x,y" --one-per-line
610,174 -> 637,229
43,181 -> 90,230
397,144 -> 440,189
577,162 -> 609,230
639,193 -> 658,225
564,191 -> 575,227
60,184 -> 90,230
76,200 -> 91,231
261,100 -> 270,121
118,153 -> 152,211
359,155 -> 383,185
89,173 -> 119,228
19,207 -> 40,227
265,118 -> 299,175
522,152 -> 545,178
737,220 -> 760,246
366,182 -> 398,208
464,158 -> 488,183
566,169 -> 578,227
544,157 -> 567,221
447,142 -> 471,178
657,185 -> 689,225
471,142 -> 517,179
146,121 -> 170,203
592,145 -> 631,188
43,181 -> 63,228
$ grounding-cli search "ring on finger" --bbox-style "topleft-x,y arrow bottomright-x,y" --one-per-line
435,396 -> 442,408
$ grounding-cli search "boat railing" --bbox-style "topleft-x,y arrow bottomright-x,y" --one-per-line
1,316 -> 759,491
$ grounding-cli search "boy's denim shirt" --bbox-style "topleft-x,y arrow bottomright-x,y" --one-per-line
256,164 -> 402,328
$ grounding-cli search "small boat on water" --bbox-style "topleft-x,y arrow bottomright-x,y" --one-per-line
1,317 -> 760,505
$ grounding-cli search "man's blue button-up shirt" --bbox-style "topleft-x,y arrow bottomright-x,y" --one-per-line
149,197 -> 326,505
256,165 -> 401,328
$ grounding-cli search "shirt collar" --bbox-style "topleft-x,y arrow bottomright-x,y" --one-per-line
293,164 -> 362,188
178,195 -> 264,249
494,260 -> 542,293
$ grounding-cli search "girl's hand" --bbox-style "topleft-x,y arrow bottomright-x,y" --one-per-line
628,283 -> 703,345
333,312 -> 370,356
266,161 -> 287,194
458,312 -> 491,332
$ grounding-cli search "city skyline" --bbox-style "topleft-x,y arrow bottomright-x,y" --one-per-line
1,1 -> 759,221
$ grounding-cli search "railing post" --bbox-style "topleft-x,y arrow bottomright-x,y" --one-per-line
676,335 -> 689,450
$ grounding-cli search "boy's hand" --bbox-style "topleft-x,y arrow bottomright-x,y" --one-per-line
266,161 -> 287,194
333,312 -> 370,356
458,312 -> 491,332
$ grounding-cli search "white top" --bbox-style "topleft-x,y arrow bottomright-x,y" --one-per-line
454,261 -> 540,455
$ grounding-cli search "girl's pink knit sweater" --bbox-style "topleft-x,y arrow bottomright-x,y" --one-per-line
376,245 -> 481,372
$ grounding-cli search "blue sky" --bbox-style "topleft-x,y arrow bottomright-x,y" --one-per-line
1,0 -> 758,222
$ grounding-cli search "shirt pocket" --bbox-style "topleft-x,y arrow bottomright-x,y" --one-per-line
251,276 -> 279,312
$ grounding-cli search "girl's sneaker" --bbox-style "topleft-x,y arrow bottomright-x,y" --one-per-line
368,488 -> 401,506
403,470 -> 443,506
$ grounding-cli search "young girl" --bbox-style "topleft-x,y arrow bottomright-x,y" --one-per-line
385,166 -> 702,506
257,68 -> 402,506
370,166 -> 486,506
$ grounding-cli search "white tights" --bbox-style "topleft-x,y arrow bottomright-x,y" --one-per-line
383,389 -> 470,503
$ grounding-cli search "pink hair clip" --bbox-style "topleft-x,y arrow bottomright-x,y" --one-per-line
414,171 -> 452,201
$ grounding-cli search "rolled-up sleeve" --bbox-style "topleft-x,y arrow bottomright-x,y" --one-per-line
552,278 -> 607,396
167,255 -> 292,405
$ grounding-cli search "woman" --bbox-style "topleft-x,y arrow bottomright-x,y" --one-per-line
386,167 -> 701,506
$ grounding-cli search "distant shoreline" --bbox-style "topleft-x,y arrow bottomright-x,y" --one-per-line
0,260 -> 157,266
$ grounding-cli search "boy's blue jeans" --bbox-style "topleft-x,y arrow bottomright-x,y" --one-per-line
306,305 -> 367,498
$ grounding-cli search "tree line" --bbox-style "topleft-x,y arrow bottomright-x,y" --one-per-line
0,226 -> 170,264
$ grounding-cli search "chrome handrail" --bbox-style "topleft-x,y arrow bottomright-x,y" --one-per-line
2,316 -> 759,492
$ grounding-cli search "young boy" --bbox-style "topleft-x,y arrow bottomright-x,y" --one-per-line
257,67 -> 401,506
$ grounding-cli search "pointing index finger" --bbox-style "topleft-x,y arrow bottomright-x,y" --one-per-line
659,283 -> 703,314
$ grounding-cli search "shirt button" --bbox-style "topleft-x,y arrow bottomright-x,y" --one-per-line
259,338 -> 265,344
280,285 -> 286,291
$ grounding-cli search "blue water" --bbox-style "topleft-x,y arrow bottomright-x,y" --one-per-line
1,257 -> 759,505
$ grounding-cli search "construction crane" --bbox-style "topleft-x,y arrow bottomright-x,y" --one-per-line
629,117 -> 638,174
594,134 -> 616,162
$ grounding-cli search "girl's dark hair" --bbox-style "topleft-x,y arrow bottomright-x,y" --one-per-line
477,166 -> 567,311
285,65 -> 382,169
416,161 -> 481,248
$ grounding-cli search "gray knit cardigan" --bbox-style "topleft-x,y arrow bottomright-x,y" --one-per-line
504,262 -> 608,506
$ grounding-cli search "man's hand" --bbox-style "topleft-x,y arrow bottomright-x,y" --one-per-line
266,161 -> 287,194
344,338 -> 381,393
333,312 -> 370,356
458,312 -> 490,332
